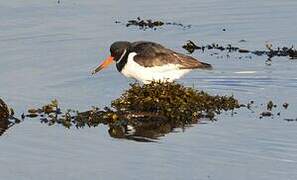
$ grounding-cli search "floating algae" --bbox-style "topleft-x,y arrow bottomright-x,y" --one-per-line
244,100 -> 294,120
117,17 -> 191,31
25,82 -> 240,141
182,40 -> 297,60
283,103 -> 289,109
26,99 -> 61,118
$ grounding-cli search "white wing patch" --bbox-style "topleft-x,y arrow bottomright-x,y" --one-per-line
121,52 -> 191,84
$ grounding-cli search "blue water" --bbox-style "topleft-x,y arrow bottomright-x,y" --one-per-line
1,0 -> 297,179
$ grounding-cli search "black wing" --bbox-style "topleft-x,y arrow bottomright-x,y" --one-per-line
131,41 -> 212,69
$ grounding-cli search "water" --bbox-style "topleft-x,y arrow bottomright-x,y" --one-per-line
1,0 -> 297,179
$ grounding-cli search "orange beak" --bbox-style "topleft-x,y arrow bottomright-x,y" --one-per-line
92,56 -> 114,75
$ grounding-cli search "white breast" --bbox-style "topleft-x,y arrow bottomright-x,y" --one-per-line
121,52 -> 191,84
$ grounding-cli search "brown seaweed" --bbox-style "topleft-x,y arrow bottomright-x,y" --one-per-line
0,98 -> 20,136
117,17 -> 191,30
182,40 -> 297,60
25,82 -> 240,141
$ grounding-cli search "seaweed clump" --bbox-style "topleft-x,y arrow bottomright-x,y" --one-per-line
25,82 -> 240,141
126,18 -> 164,30
0,98 -> 20,136
111,81 -> 240,123
119,17 -> 191,30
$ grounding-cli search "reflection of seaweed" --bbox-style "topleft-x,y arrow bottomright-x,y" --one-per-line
25,82 -> 240,142
0,98 -> 20,136
182,40 -> 297,61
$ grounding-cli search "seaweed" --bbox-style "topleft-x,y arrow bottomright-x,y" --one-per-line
182,40 -> 297,61
283,103 -> 289,109
117,17 -> 191,31
0,98 -> 20,136
0,98 -> 11,120
25,82 -> 240,141
250,100 -> 294,120
111,82 -> 240,122
3,83 -> 296,141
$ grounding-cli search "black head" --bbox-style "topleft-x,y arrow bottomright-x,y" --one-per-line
110,41 -> 131,61
91,41 -> 131,75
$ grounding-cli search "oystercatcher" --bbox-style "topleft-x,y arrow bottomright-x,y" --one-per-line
91,41 -> 212,83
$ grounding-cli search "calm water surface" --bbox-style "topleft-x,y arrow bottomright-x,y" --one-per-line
1,0 -> 297,179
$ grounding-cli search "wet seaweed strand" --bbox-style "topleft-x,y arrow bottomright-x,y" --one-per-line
116,17 -> 191,30
182,40 -> 297,59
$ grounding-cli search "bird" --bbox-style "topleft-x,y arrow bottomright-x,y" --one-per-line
91,41 -> 212,84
